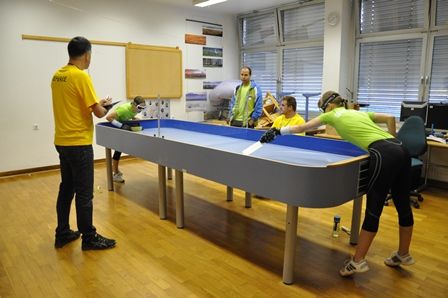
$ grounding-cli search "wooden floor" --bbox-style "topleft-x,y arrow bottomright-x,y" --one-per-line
0,158 -> 447,298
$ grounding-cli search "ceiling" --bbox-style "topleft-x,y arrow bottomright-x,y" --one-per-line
150,0 -> 299,15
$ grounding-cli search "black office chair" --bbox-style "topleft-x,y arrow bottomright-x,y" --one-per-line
385,116 -> 427,208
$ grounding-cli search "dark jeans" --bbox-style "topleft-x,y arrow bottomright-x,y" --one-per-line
55,145 -> 96,238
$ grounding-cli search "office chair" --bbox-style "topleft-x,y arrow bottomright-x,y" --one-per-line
385,116 -> 427,208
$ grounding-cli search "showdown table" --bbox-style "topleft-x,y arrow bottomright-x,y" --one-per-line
96,119 -> 370,284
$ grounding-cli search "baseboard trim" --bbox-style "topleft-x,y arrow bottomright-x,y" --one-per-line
0,156 -> 136,178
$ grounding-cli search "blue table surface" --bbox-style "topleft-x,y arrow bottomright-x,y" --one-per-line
99,119 -> 367,168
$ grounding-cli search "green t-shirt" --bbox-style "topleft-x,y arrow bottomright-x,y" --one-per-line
115,102 -> 137,122
318,107 -> 394,150
233,84 -> 251,121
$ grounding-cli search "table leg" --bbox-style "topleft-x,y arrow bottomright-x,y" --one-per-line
245,192 -> 252,208
167,167 -> 173,180
175,170 -> 184,228
282,204 -> 298,285
226,186 -> 233,201
158,165 -> 167,220
105,148 -> 114,191
350,196 -> 363,245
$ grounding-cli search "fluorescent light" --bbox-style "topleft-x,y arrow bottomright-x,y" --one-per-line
194,0 -> 227,7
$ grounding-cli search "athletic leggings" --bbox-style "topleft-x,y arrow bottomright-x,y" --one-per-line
362,138 -> 414,232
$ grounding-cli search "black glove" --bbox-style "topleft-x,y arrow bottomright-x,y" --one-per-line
121,124 -> 132,131
260,128 -> 281,143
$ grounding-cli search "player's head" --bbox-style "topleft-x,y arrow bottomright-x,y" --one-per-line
68,36 -> 92,69
318,91 -> 346,112
281,96 -> 297,113
240,66 -> 252,85
132,96 -> 146,112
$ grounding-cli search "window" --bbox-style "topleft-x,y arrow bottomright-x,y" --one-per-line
428,35 -> 448,102
282,47 -> 324,114
242,51 -> 278,98
357,39 -> 423,115
356,0 -> 448,117
239,1 -> 325,116
359,0 -> 425,34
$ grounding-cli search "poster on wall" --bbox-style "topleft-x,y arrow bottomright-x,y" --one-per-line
203,81 -> 221,90
202,26 -> 223,37
203,58 -> 222,67
141,99 -> 170,119
186,92 -> 208,112
185,34 -> 206,45
203,47 -> 223,57
185,19 -> 224,117
185,68 -> 206,78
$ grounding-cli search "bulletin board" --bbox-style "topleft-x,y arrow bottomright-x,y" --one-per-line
126,43 -> 182,99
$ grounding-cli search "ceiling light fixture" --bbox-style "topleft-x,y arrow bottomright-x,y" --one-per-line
193,0 -> 227,8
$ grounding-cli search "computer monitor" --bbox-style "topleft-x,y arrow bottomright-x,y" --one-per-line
400,101 -> 428,123
426,102 -> 448,130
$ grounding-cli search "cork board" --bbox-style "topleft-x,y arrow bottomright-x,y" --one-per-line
126,43 -> 182,99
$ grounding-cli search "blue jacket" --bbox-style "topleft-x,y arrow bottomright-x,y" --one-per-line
228,80 -> 263,123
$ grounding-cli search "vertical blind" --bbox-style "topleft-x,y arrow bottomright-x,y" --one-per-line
360,0 -> 425,33
357,39 -> 423,115
428,35 -> 448,102
282,47 -> 324,113
281,3 -> 325,42
436,0 -> 448,26
239,1 -> 325,109
241,12 -> 277,48
242,51 -> 278,98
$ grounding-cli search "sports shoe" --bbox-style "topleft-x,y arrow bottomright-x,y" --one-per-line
113,172 -> 125,183
340,258 -> 370,276
82,233 -> 116,250
384,251 -> 415,267
55,230 -> 81,248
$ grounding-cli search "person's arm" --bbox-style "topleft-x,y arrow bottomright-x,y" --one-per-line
281,117 -> 323,135
371,113 -> 397,136
260,117 -> 323,143
91,97 -> 112,118
250,85 -> 263,121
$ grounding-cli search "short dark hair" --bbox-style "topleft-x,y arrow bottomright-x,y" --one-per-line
133,96 -> 145,105
68,36 -> 92,58
282,96 -> 297,112
241,66 -> 252,75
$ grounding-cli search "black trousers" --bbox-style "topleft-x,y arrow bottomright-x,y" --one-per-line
362,139 -> 414,232
55,145 -> 96,238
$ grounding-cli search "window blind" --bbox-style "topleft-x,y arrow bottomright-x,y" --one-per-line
428,35 -> 448,102
281,46 -> 324,113
357,38 -> 423,116
241,12 -> 277,48
281,3 -> 325,42
436,0 -> 448,26
242,51 -> 278,98
360,0 -> 425,33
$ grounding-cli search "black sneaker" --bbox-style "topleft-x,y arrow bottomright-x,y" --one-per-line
82,233 -> 116,250
55,230 -> 81,248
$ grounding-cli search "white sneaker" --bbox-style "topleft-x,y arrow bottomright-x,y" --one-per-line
384,251 -> 415,267
113,172 -> 125,183
340,258 -> 369,277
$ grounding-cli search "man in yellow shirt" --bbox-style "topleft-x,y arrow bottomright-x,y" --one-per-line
51,36 -> 116,250
271,96 -> 305,134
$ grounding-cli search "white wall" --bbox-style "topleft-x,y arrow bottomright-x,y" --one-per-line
0,0 -> 239,172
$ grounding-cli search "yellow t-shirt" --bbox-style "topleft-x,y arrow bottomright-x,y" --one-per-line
272,113 -> 306,135
51,65 -> 99,146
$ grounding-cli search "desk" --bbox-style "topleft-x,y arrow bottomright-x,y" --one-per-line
424,140 -> 448,185
96,119 -> 369,284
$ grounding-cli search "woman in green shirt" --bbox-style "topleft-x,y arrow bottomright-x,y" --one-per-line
260,91 -> 414,276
